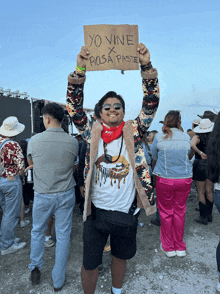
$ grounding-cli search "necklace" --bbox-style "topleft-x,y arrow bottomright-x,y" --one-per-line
103,136 -> 123,163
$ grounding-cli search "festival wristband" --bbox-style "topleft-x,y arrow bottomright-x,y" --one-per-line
75,66 -> 85,76
76,65 -> 85,71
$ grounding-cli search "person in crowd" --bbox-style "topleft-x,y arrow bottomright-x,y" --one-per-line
66,43 -> 159,294
44,215 -> 55,248
19,140 -> 31,228
77,103 -> 102,215
77,138 -> 87,215
145,130 -> 161,227
20,195 -> 30,227
147,130 -> 158,145
187,118 -> 201,139
19,139 -> 54,246
74,134 -> 82,205
206,111 -> 220,292
151,111 -> 193,258
0,116 -> 26,255
187,119 -> 201,194
191,118 -> 214,225
27,103 -> 78,291
143,130 -> 158,177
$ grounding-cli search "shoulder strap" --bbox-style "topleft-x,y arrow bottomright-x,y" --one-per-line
0,139 -> 13,151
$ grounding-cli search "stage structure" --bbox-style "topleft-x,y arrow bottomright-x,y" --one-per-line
0,87 -> 93,142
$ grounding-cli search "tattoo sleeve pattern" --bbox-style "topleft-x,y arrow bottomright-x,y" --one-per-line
132,77 -> 159,204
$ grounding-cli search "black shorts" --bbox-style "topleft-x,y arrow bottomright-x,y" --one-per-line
193,159 -> 207,181
83,212 -> 138,270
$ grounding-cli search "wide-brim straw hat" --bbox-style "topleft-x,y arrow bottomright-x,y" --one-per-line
192,118 -> 201,125
0,116 -> 25,137
194,118 -> 214,133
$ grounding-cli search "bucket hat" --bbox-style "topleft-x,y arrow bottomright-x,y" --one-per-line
194,118 -> 214,133
0,116 -> 25,137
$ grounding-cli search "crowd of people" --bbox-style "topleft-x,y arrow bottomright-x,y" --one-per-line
0,43 -> 220,294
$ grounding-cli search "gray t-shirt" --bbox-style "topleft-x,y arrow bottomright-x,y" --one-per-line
27,127 -> 78,194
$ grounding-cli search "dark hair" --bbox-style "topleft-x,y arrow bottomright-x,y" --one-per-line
149,130 -> 158,141
94,103 -> 101,120
206,112 -> 220,182
41,102 -> 64,123
187,128 -> 192,132
197,132 -> 211,145
98,91 -> 125,113
192,124 -> 198,129
162,110 -> 182,139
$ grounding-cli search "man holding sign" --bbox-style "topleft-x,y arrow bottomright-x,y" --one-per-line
66,40 -> 159,294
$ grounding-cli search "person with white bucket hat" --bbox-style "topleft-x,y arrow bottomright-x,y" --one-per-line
0,116 -> 27,255
191,118 -> 214,225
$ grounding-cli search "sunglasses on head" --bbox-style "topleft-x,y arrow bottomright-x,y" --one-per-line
102,103 -> 122,111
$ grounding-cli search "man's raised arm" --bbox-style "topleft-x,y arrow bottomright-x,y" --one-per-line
66,47 -> 90,133
135,43 -> 160,136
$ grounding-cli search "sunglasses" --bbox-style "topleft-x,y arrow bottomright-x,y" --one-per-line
102,103 -> 122,111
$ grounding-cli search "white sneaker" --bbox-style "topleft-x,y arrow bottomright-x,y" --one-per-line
1,242 -> 26,255
24,208 -> 30,214
45,238 -> 55,248
176,250 -> 186,257
217,281 -> 220,292
160,243 -> 176,257
20,219 -> 30,228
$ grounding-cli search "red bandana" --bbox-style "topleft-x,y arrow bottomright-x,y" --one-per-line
101,121 -> 125,144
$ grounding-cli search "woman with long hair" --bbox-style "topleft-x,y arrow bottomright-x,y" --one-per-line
206,112 -> 220,292
151,110 -> 193,257
191,119 -> 214,225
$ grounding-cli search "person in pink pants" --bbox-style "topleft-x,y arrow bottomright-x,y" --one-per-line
151,111 -> 194,257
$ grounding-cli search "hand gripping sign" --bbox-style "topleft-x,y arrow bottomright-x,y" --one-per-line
84,25 -> 139,71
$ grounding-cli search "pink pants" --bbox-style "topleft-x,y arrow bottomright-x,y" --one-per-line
156,176 -> 192,251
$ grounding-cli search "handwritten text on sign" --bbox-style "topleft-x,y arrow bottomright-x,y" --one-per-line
84,25 -> 139,71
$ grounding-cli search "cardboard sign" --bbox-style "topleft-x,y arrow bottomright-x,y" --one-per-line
84,25 -> 139,71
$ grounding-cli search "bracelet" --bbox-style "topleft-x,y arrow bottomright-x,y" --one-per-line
141,62 -> 153,71
200,151 -> 203,155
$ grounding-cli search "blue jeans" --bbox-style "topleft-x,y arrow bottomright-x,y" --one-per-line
0,176 -> 22,250
28,187 -> 75,288
214,190 -> 220,276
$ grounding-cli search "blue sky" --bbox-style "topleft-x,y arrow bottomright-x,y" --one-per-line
1,0 -> 220,132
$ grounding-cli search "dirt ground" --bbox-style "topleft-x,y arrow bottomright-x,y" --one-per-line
0,188 -> 220,294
